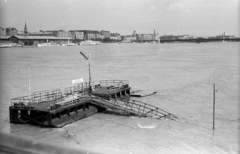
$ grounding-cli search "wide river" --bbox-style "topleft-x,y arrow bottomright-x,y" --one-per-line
0,42 -> 239,154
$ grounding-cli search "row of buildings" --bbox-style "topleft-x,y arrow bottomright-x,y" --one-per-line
1,23 -> 238,45
121,30 -> 160,43
0,23 -> 122,42
29,30 -> 122,41
0,22 -> 124,45
159,32 -> 240,43
0,22 -> 160,46
1,22 -> 239,45
0,27 -> 19,36
160,32 -> 235,40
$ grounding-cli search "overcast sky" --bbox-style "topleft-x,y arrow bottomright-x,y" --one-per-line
0,0 -> 239,36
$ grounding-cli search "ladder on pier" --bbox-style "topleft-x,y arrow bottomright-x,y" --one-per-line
91,97 -> 178,121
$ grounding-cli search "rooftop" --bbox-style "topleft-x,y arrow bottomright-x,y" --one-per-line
11,35 -> 72,40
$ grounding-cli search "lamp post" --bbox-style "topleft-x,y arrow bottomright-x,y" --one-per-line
80,51 -> 91,95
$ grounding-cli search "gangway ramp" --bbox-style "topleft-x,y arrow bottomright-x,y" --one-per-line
91,97 -> 178,121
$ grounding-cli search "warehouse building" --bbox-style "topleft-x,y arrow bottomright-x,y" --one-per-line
8,35 -> 72,45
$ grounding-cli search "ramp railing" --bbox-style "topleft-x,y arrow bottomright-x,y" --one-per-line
91,97 -> 178,121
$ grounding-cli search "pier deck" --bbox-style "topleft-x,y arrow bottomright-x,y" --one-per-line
10,80 -> 178,127
9,80 -> 131,127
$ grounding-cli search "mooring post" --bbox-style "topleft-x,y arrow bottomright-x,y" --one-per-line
213,83 -> 216,130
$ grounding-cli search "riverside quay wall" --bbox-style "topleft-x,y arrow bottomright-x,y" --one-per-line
160,37 -> 240,43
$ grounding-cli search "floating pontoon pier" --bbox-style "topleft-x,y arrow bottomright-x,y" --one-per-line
9,80 -> 130,127
9,80 -> 177,127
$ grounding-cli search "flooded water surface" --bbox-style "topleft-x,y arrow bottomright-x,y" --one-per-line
0,43 -> 239,154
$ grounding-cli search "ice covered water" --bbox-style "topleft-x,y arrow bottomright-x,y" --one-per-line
0,42 -> 239,154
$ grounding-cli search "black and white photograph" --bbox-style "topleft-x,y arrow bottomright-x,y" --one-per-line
0,0 -> 239,153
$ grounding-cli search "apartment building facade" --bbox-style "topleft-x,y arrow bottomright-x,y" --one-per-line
6,27 -> 18,36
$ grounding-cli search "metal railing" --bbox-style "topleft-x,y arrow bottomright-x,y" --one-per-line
98,80 -> 129,88
64,82 -> 94,95
92,97 -> 178,120
93,80 -> 129,95
32,89 -> 63,103
11,82 -> 93,111
11,89 -> 62,106
11,95 -> 32,108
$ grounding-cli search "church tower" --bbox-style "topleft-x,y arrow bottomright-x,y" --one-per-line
24,22 -> 28,35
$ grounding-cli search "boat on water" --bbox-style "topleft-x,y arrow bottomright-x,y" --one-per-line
37,43 -> 50,47
121,40 -> 131,43
65,43 -> 78,46
61,43 -> 78,46
80,40 -> 101,45
0,43 -> 13,48
12,43 -> 23,47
